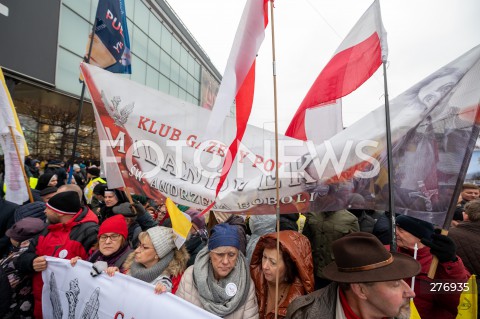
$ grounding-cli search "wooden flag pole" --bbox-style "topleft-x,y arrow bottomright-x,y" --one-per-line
123,188 -> 139,216
268,1 -> 281,318
8,126 -> 34,203
427,229 -> 449,279
124,189 -> 134,204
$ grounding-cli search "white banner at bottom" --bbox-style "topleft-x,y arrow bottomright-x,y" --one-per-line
42,257 -> 219,319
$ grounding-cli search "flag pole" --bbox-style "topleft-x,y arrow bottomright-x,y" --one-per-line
268,1 -> 281,318
8,126 -> 34,203
123,188 -> 138,214
68,19 -> 97,184
382,61 -> 397,252
427,101 -> 480,278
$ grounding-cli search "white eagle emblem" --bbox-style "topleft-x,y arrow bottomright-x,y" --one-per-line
101,91 -> 134,127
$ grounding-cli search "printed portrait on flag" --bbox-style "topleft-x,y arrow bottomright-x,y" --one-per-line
374,51 -> 480,225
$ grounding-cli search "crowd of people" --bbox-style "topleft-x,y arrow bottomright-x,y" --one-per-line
0,158 -> 477,319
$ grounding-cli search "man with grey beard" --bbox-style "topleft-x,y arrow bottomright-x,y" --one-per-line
286,232 -> 420,319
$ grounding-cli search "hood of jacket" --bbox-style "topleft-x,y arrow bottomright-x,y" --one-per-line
250,230 -> 315,317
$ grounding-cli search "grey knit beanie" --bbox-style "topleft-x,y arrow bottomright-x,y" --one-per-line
146,226 -> 176,259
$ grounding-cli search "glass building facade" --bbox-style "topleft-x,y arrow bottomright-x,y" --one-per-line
58,0 -> 206,105
0,0 -> 221,161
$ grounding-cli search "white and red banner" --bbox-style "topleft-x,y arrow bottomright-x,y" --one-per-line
82,43 -> 480,226
285,0 -> 388,141
42,257 -> 219,318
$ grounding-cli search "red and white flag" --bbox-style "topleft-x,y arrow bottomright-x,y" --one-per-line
285,0 -> 388,141
203,0 -> 268,211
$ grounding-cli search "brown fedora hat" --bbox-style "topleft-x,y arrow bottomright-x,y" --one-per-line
323,232 -> 420,283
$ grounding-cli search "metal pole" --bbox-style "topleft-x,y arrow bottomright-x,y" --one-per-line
68,19 -> 97,183
382,61 -> 397,251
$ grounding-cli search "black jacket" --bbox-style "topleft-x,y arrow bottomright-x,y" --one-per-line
0,199 -> 18,257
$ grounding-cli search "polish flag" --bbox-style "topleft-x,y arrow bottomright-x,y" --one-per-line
202,0 -> 268,213
285,0 -> 388,141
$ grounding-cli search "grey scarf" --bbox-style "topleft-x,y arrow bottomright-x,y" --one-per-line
129,250 -> 174,283
193,246 -> 250,317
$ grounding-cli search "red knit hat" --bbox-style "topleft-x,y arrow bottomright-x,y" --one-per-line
98,215 -> 128,240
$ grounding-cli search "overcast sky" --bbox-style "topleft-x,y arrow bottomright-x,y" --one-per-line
165,0 -> 480,133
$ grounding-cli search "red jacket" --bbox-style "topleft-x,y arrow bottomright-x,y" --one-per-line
399,246 -> 470,319
17,206 -> 98,319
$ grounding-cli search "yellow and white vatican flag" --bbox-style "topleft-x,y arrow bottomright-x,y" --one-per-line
166,198 -> 192,249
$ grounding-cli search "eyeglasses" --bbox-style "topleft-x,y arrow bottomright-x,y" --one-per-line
99,234 -> 122,242
155,205 -> 166,212
136,243 -> 153,251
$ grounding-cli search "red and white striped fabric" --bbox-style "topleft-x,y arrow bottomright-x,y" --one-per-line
203,0 -> 268,212
285,0 -> 388,141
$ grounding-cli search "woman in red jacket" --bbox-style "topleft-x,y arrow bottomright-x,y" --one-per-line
250,231 -> 314,319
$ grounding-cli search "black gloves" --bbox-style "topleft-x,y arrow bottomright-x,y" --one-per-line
132,202 -> 146,217
421,231 -> 458,263
134,203 -> 158,230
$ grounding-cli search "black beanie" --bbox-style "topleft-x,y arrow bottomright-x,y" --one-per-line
14,202 -> 47,222
93,183 -> 108,196
47,191 -> 81,215
87,166 -> 101,177
396,215 -> 434,240
40,187 -> 58,197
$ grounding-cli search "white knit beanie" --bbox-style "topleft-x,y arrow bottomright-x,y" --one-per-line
146,226 -> 176,259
